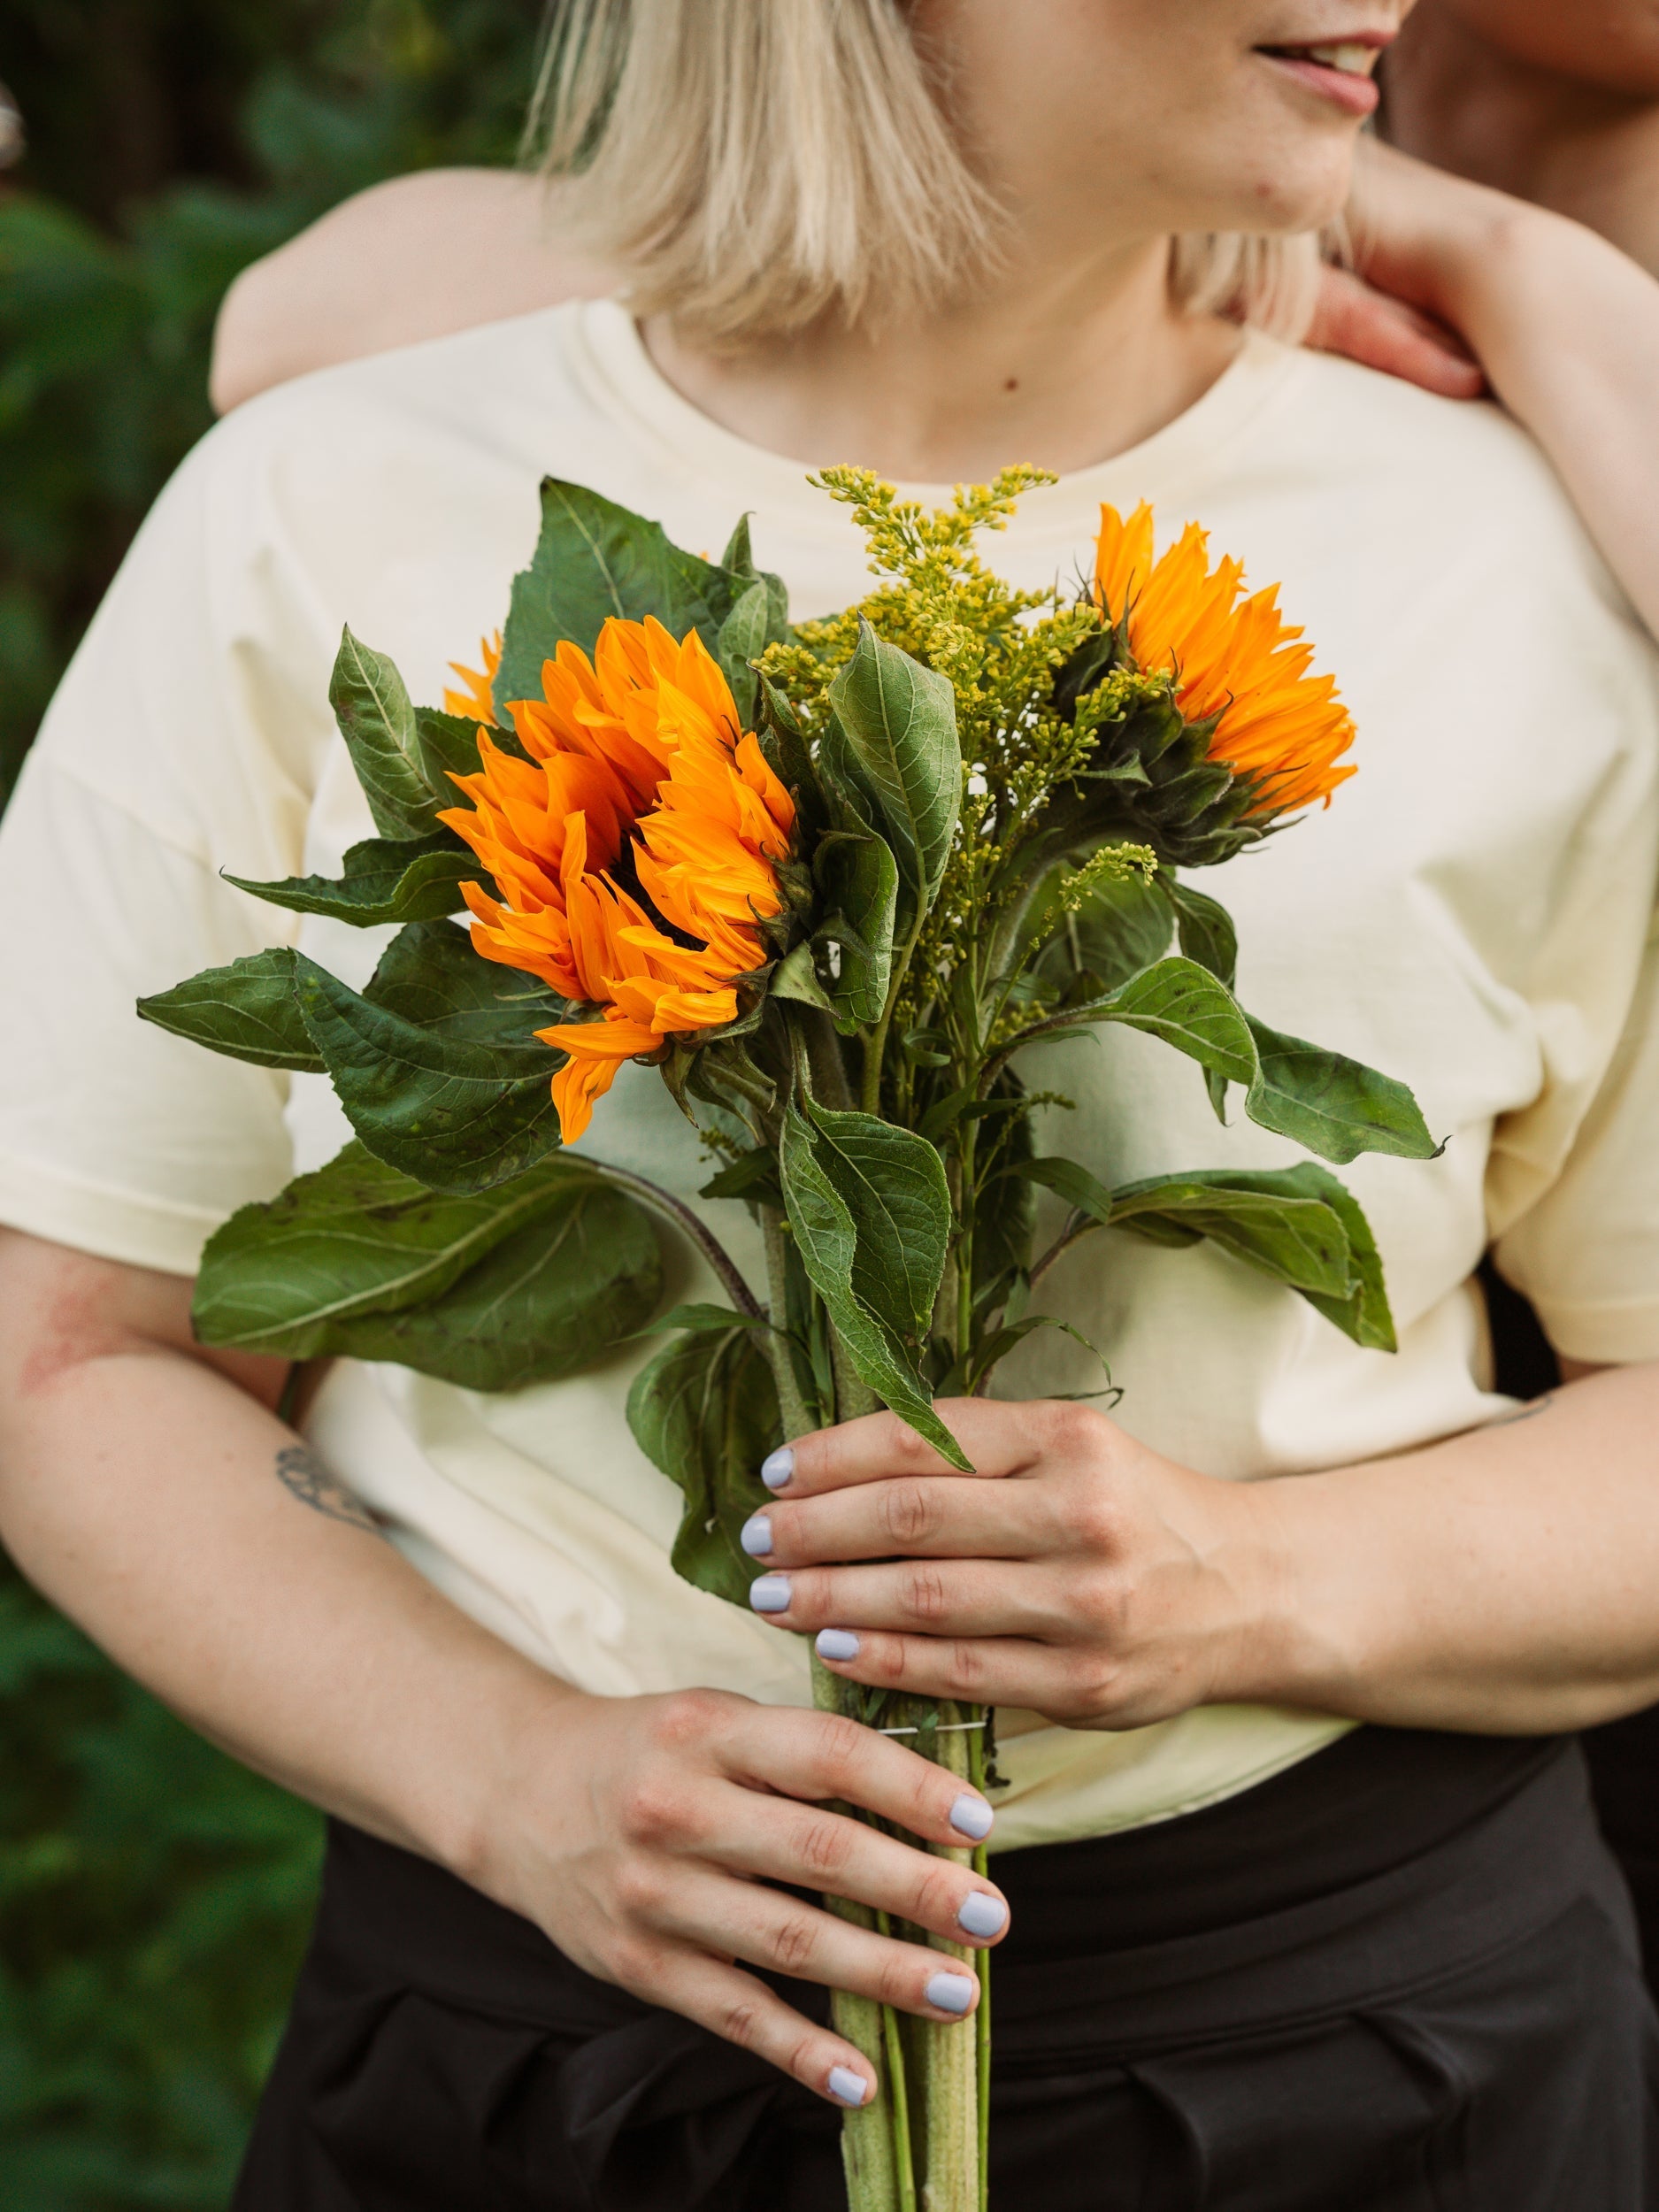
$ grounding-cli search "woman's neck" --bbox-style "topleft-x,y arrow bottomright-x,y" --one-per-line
1384,12 -> 1659,276
641,236 -> 1241,486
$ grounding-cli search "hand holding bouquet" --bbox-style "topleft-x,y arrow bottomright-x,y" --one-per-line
143,465 -> 1435,2209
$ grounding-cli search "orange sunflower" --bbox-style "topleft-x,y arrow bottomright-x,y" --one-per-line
438,617 -> 795,1142
1094,503 -> 1355,816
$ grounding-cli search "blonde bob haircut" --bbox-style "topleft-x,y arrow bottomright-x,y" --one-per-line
526,0 -> 1323,349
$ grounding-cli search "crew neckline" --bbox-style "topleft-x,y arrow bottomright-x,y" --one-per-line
565,296 -> 1306,545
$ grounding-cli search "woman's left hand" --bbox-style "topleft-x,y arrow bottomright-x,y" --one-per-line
742,1401 -> 1280,1730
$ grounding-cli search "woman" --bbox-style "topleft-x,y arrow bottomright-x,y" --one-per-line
2,4 -> 1657,2206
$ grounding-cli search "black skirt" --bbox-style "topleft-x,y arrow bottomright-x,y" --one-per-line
234,1727 -> 1659,2210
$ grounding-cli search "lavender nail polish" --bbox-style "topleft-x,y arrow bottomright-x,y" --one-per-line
827,2065 -> 870,2107
749,1574 -> 792,1614
761,1447 -> 795,1490
816,1628 -> 861,1662
925,1970 -> 975,2016
741,1514 -> 772,1556
956,1892 -> 1008,1939
949,1793 -> 995,1842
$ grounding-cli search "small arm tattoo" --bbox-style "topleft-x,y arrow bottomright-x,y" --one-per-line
274,1444 -> 381,1534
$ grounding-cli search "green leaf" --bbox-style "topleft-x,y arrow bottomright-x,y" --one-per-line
363,918 -> 571,1048
329,627 -> 435,840
294,943 -> 565,1194
627,1319 -> 782,1608
698,1147 -> 783,1207
813,828 -> 898,1027
778,1103 -> 969,1470
136,949 -> 321,1072
414,704 -> 495,791
640,1302 -> 771,1337
1110,1170 -> 1355,1296
1030,957 -> 1439,1168
770,942 -> 838,1016
1241,1016 -> 1441,1166
1080,956 -> 1257,1084
1104,1163 -> 1395,1348
1164,879 -> 1237,989
714,576 -> 790,725
801,1099 -> 951,1343
1007,1155 -> 1114,1226
194,1142 -> 662,1389
224,831 -> 483,927
826,622 -> 960,932
495,479 -> 753,713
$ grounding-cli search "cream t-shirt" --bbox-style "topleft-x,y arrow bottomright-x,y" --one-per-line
4,301 -> 1659,1851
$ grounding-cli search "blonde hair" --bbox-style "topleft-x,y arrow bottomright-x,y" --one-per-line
526,0 -> 1322,348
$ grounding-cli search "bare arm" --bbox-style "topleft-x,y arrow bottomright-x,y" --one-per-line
0,1228 -> 1011,2108
1318,140 -> 1659,641
210,169 -> 611,413
743,1366 -> 1659,1739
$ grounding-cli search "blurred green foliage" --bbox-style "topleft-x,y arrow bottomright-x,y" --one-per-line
0,2 -> 543,2200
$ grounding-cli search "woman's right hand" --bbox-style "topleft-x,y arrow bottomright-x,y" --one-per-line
470,1682 -> 1010,2108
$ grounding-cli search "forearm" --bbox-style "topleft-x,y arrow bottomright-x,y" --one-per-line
1443,204 -> 1659,643
1256,1362 -> 1659,1733
0,1330 -> 568,1881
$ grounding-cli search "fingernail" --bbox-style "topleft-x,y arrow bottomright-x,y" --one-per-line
949,1793 -> 994,1842
761,1447 -> 795,1490
956,1891 -> 1008,1939
925,1970 -> 975,2016
827,2064 -> 870,2107
741,1514 -> 772,1557
749,1574 -> 792,1614
816,1628 -> 861,1662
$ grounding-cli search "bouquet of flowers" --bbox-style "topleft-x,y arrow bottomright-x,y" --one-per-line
142,464 -> 1435,2211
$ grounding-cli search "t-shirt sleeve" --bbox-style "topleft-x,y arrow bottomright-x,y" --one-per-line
1493,906 -> 1659,1364
0,421 -> 333,1274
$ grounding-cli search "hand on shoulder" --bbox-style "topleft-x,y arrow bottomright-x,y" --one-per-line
210,166 -> 612,414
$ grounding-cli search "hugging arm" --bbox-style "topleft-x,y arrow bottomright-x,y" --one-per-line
1315,140 -> 1659,641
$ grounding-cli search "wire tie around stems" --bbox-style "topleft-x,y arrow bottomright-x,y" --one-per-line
874,1719 -> 988,1737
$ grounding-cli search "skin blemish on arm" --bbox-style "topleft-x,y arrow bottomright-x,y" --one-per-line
273,1444 -> 383,1535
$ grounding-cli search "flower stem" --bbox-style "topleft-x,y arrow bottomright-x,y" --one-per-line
919,1705 -> 981,2210
813,1653 -> 906,2212
760,1206 -> 813,1440
585,1160 -> 764,1319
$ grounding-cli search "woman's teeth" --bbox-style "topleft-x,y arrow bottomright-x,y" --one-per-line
1301,42 -> 1379,75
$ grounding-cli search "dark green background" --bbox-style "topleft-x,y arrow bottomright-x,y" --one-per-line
0,4 -> 543,2199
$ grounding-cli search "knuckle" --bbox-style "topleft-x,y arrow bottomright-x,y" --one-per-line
1074,1568 -> 1131,1640
718,1995 -> 765,2052
1041,1399 -> 1104,1459
1067,1482 -> 1122,1556
911,1864 -> 961,1927
944,1638 -> 987,1694
606,1937 -> 662,1993
766,1910 -> 822,1975
618,1778 -> 696,1849
794,1812 -> 854,1880
812,1710 -> 869,1782
648,1686 -> 731,1752
610,1856 -> 669,1924
884,1413 -> 938,1471
880,1479 -> 941,1548
902,1563 -> 950,1625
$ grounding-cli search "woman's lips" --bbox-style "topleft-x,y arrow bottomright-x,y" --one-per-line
1257,41 -> 1385,119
